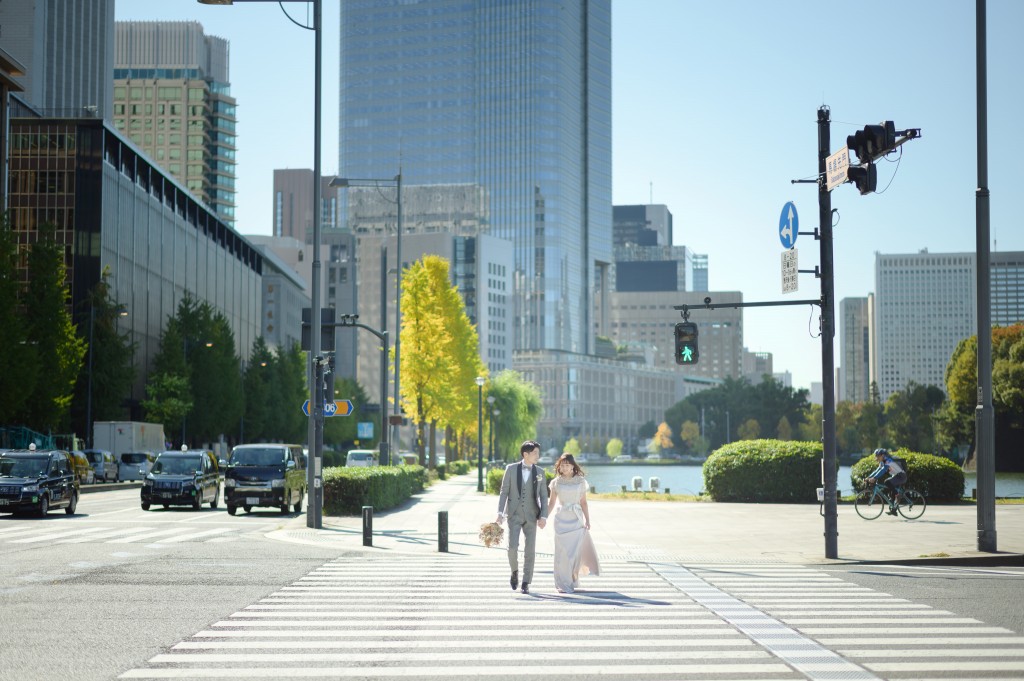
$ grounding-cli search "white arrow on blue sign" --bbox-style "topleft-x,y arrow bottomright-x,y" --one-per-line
779,201 -> 798,249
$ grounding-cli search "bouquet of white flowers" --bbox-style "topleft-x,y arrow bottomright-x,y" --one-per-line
478,521 -> 504,548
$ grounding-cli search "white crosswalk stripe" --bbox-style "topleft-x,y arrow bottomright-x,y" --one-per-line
115,556 -> 1024,680
688,564 -> 1024,679
0,523 -> 244,544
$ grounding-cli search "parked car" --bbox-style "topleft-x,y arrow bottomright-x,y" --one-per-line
140,449 -> 220,510
0,448 -> 80,516
118,451 -> 155,481
69,450 -> 95,485
83,449 -> 118,482
345,449 -> 377,467
614,454 -> 634,463
224,443 -> 305,515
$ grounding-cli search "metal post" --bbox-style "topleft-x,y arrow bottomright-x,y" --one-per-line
86,304 -> 95,448
975,0 -> 996,552
362,505 -> 373,546
818,106 -> 839,559
379,245 -> 389,465
392,172 -> 403,460
305,0 -> 324,529
438,510 -> 448,552
476,378 -> 484,492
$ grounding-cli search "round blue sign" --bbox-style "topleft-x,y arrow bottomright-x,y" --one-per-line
779,201 -> 798,249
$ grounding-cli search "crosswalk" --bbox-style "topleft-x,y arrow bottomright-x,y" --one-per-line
116,556 -> 1024,680
0,523 -> 244,544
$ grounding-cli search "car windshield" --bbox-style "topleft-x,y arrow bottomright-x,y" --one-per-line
84,452 -> 102,464
152,457 -> 201,475
349,452 -> 373,461
230,448 -> 285,467
121,453 -> 149,464
0,456 -> 49,478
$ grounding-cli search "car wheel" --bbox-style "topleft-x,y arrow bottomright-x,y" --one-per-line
293,492 -> 303,514
243,505 -> 252,514
37,495 -> 49,517
162,504 -> 169,509
210,488 -> 219,509
227,505 -> 236,516
141,502 -> 151,511
192,492 -> 202,510
65,491 -> 78,515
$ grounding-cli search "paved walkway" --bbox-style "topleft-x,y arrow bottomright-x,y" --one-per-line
269,473 -> 1024,565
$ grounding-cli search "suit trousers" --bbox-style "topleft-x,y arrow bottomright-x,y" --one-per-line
506,512 -> 538,583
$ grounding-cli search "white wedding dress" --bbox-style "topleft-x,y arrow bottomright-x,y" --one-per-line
550,476 -> 600,593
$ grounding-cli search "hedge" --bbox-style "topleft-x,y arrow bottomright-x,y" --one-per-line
448,460 -> 472,475
703,439 -> 823,503
322,464 -> 427,515
485,464 -> 555,495
850,449 -> 964,502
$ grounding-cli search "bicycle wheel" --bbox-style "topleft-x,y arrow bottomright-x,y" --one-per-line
897,489 -> 926,519
854,488 -> 885,520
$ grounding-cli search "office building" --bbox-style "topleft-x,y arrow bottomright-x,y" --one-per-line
272,169 -> 342,240
113,21 -> 237,225
338,0 -> 612,357
0,0 -> 115,120
7,116 -> 261,413
612,244 -> 705,295
613,204 -> 673,247
992,251 -> 1024,326
742,349 -> 773,383
839,296 -> 871,403
1,48 -> 27,210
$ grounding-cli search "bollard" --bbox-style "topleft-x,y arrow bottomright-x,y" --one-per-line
438,510 -> 448,553
362,505 -> 373,546
664,488 -> 670,495
620,484 -> 627,493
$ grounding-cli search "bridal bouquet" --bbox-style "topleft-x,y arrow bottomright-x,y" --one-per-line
478,522 -> 504,547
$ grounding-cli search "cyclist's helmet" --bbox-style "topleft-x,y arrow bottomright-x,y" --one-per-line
873,448 -> 889,457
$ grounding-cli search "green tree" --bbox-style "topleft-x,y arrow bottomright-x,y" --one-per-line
0,212 -> 38,421
884,382 -> 944,454
240,337 -> 274,442
857,382 -> 885,451
487,369 -> 543,461
776,416 -> 793,441
737,418 -> 761,440
72,268 -> 136,432
142,373 -> 193,431
637,420 -> 657,439
324,377 -> 371,450
797,403 -> 823,441
680,420 -> 701,452
22,225 -> 86,430
268,341 -> 309,443
606,437 -> 623,459
563,437 -> 581,456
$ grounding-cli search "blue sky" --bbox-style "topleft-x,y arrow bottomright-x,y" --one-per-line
116,0 -> 1024,391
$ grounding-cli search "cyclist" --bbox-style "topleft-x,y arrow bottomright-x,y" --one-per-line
866,448 -> 907,516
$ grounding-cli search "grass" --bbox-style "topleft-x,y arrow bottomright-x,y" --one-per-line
590,491 -> 707,502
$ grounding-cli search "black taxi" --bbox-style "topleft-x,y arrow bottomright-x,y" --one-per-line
141,448 -> 220,510
224,443 -> 305,515
0,448 -> 80,516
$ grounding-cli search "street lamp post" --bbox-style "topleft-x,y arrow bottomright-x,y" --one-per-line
199,0 -> 324,529
486,395 -> 495,460
330,173 -> 403,454
476,376 -> 485,492
492,409 -> 500,463
337,314 -> 388,464
85,302 -> 127,448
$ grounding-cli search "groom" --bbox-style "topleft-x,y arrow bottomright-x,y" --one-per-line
496,440 -> 548,594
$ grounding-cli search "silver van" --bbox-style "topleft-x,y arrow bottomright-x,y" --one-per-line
83,449 -> 117,482
345,449 -> 377,467
118,451 -> 155,481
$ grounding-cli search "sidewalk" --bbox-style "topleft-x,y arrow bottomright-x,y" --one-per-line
268,473 -> 1024,565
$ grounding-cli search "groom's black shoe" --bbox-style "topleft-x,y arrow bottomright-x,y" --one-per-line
521,582 -> 530,595
510,571 -> 518,591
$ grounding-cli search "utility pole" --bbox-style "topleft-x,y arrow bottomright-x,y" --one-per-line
817,106 -> 839,559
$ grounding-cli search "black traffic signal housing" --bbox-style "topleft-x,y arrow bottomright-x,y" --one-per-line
674,322 -> 699,365
847,163 -> 877,195
847,121 -> 896,164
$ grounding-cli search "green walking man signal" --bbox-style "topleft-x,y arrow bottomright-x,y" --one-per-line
674,322 -> 699,365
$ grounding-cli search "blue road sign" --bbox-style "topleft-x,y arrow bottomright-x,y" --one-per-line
301,399 -> 355,417
779,201 -> 798,249
357,422 -> 374,439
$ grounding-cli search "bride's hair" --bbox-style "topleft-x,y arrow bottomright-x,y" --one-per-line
554,454 -> 585,478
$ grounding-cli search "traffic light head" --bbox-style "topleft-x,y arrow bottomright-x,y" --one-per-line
847,163 -> 877,195
674,322 -> 699,365
846,121 -> 896,163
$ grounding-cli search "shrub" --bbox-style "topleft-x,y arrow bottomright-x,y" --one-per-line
703,439 -> 823,502
486,467 -> 504,494
322,450 -> 345,467
436,463 -> 447,480
850,449 -> 964,502
322,464 -> 427,515
449,460 -> 472,475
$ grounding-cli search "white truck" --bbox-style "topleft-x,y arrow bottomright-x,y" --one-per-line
92,421 -> 166,481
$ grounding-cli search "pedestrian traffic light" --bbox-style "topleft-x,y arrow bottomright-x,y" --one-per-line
674,322 -> 699,365
847,163 -> 877,195
846,121 -> 896,164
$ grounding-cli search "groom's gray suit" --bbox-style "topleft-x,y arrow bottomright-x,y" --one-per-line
497,461 -> 549,585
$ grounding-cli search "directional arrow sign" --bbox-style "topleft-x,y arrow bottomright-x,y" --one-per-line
301,399 -> 355,417
778,201 -> 798,249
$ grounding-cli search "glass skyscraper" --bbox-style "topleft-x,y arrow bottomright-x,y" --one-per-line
339,0 -> 612,355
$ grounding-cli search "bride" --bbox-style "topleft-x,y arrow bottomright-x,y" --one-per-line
546,453 -> 600,593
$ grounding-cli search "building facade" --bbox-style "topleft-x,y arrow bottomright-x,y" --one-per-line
272,169 -> 342,240
338,0 -> 612,357
7,117 -> 261,413
839,296 -> 871,403
612,204 -> 673,247
113,21 -> 237,225
0,0 -> 114,120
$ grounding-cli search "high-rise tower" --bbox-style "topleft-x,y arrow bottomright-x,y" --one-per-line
338,0 -> 612,355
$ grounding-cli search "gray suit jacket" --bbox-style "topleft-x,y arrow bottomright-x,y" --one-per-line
498,461 -> 549,521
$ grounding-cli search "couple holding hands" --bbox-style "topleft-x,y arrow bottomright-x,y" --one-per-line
495,440 -> 600,594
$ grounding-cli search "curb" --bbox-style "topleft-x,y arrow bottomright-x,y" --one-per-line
80,482 -> 142,495
847,553 -> 1024,567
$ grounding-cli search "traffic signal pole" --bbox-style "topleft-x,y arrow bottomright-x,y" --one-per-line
817,106 -> 839,559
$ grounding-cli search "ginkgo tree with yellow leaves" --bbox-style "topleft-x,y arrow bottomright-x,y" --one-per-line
398,255 -> 487,467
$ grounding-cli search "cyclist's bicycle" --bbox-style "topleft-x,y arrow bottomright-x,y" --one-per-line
854,482 -> 926,520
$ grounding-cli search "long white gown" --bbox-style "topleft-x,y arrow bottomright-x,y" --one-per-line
550,476 -> 600,593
